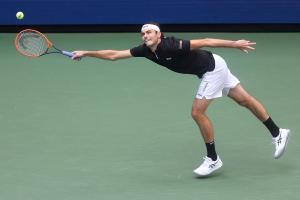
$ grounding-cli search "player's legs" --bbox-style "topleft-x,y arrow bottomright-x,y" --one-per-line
192,54 -> 228,176
191,98 -> 214,143
227,84 -> 290,159
192,53 -> 290,177
192,54 -> 229,156
191,97 -> 224,176
227,84 -> 269,122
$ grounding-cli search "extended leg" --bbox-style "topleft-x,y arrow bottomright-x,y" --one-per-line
228,84 -> 290,159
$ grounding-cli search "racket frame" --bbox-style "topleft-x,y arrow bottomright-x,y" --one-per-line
15,29 -> 73,58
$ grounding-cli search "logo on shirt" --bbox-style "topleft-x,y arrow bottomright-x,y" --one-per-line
166,57 -> 172,60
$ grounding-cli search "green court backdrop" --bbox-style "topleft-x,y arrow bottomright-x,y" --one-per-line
0,32 -> 299,200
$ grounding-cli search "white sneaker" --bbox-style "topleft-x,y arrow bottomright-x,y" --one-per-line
193,156 -> 223,176
272,128 -> 290,159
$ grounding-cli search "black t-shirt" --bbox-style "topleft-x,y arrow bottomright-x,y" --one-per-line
130,37 -> 215,78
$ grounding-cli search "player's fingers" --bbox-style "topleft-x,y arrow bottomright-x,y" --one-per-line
71,55 -> 79,60
71,52 -> 81,60
247,46 -> 255,50
72,57 -> 81,61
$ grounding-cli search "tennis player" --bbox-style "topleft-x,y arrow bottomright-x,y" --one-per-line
72,23 -> 290,177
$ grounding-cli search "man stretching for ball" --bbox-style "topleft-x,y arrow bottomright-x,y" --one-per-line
72,23 -> 290,177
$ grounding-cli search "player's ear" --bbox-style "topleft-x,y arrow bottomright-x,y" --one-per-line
157,31 -> 162,38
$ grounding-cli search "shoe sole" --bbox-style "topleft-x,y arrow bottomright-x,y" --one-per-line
274,130 -> 290,159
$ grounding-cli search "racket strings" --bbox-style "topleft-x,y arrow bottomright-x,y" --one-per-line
17,32 -> 49,56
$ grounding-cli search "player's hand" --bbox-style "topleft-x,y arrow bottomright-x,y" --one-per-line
234,40 -> 256,53
72,51 -> 87,60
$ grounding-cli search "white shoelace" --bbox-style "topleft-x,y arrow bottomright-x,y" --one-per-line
272,134 -> 282,146
202,157 -> 217,168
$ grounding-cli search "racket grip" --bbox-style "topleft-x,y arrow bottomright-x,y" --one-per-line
62,51 -> 74,58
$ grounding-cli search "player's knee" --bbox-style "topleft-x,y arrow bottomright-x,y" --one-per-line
191,107 -> 205,120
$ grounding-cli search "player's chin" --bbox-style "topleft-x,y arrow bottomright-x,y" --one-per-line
144,41 -> 153,47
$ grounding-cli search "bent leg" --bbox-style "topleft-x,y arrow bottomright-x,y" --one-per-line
191,98 -> 214,143
191,97 -> 223,176
227,84 -> 269,122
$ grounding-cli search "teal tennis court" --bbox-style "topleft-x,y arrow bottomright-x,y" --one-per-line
1,32 -> 299,200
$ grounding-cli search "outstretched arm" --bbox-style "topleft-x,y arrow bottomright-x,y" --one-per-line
72,49 -> 132,60
190,38 -> 256,53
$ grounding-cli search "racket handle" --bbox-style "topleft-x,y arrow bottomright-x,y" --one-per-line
62,51 -> 74,58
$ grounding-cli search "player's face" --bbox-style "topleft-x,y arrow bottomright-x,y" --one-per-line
141,29 -> 161,47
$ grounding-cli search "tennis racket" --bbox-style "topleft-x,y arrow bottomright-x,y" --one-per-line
15,29 -> 74,58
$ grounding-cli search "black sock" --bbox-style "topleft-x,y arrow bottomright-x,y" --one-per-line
263,117 -> 280,137
206,141 -> 217,161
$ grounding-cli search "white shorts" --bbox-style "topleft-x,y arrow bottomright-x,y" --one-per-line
196,54 -> 240,99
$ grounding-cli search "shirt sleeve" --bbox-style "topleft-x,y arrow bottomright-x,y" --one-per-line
130,44 -> 146,57
168,37 -> 191,54
180,39 -> 190,52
